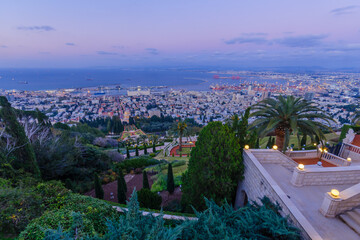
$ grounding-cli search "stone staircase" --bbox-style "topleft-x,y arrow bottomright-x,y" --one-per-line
339,208 -> 360,235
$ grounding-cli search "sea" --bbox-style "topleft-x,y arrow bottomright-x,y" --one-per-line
0,68 -> 286,92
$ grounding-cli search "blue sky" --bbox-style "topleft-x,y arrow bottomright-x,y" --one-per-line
0,0 -> 360,69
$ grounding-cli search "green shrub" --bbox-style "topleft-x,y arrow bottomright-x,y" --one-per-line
171,160 -> 186,168
19,194 -> 118,239
149,153 -> 156,157
117,156 -> 160,172
42,192 -> 300,240
150,173 -> 167,192
0,187 -> 44,234
19,209 -> 95,240
137,188 -> 162,210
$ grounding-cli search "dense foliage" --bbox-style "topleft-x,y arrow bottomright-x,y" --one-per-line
116,156 -> 160,173
137,188 -> 162,210
43,191 -> 300,240
0,178 -> 117,238
181,121 -> 244,211
0,96 -> 41,178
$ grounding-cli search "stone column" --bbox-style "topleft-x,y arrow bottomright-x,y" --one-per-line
291,167 -> 306,187
319,192 -> 342,218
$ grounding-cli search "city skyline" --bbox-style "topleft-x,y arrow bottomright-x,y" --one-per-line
1,0 -> 360,69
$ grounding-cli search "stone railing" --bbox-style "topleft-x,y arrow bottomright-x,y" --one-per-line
164,141 -> 177,156
286,150 -> 318,159
291,165 -> 360,187
251,149 -> 298,171
321,152 -> 351,167
239,150 -> 322,240
339,143 -> 360,162
113,206 -> 198,221
320,182 -> 360,217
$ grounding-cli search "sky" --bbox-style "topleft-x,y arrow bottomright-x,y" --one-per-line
0,0 -> 360,69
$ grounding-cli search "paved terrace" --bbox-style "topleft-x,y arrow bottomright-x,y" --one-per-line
241,149 -> 360,240
262,163 -> 357,240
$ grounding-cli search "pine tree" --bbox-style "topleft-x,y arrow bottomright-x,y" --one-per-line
167,164 -> 175,194
126,146 -> 130,159
0,96 -> 41,178
135,145 -> 139,156
143,171 -> 150,189
117,171 -> 127,204
143,143 -> 148,155
94,173 -> 104,199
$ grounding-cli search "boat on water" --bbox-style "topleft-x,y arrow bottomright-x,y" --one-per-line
18,81 -> 28,84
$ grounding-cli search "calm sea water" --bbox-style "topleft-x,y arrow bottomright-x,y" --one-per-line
0,68 -> 286,91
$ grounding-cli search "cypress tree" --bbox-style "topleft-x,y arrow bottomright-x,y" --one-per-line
167,164 -> 175,194
94,173 -> 104,199
0,96 -> 41,178
143,171 -> 150,189
266,136 -> 272,149
181,122 -> 243,211
300,134 -> 307,147
255,138 -> 260,149
126,146 -> 130,159
144,143 -> 148,155
152,142 -> 156,153
117,171 -> 127,204
135,145 -> 139,156
271,137 -> 276,148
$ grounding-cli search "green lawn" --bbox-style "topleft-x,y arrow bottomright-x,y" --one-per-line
259,132 -> 340,149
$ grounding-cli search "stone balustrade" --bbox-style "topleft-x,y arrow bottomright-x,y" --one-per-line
320,182 -> 360,217
321,152 -> 351,166
291,165 -> 360,187
339,143 -> 360,162
251,149 -> 298,170
286,150 -> 318,159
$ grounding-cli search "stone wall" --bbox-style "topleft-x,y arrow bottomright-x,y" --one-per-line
236,150 -> 322,240
291,165 -> 360,187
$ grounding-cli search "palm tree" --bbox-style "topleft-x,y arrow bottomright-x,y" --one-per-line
177,121 -> 187,152
250,95 -> 334,151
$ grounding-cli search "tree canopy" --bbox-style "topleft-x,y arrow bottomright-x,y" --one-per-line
181,121 -> 244,211
250,95 -> 334,151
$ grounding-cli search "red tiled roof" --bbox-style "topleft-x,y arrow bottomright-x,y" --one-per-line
351,135 -> 360,147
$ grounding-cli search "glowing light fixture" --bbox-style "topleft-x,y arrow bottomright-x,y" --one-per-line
319,148 -> 323,152
313,143 -> 317,146
298,164 -> 305,170
272,145 -> 278,150
324,149 -> 328,153
244,145 -> 250,150
347,157 -> 352,162
330,189 -> 340,198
